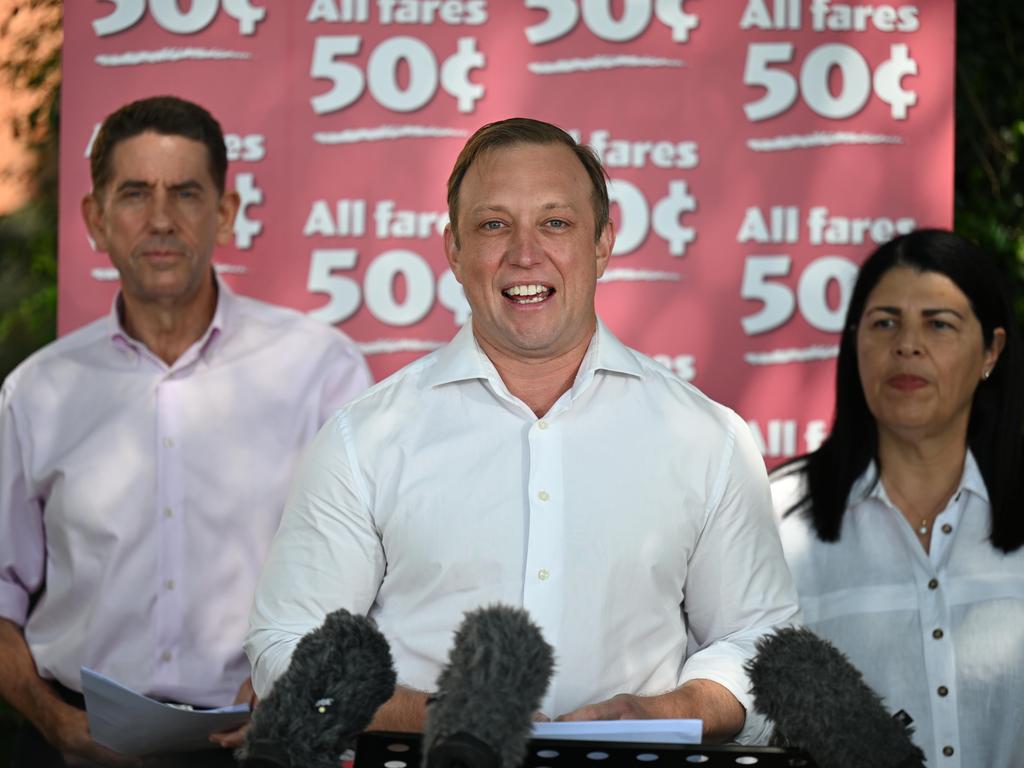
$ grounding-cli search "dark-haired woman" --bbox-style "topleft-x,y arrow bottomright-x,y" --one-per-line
771,229 -> 1024,768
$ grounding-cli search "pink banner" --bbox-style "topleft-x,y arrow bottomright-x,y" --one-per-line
59,0 -> 954,465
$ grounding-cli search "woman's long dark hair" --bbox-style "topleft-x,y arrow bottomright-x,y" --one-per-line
776,229 -> 1024,552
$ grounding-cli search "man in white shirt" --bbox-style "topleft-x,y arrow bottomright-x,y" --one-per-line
246,118 -> 798,743
0,96 -> 372,766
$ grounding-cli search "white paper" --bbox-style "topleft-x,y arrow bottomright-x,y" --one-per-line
81,668 -> 250,756
532,719 -> 702,744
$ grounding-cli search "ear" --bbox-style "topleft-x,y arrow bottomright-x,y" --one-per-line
983,327 -> 1007,379
594,220 -> 614,280
443,223 -> 463,284
216,190 -> 241,247
81,193 -> 110,252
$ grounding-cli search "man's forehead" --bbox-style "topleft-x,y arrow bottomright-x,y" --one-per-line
463,141 -> 590,191
471,140 -> 578,168
107,131 -> 213,181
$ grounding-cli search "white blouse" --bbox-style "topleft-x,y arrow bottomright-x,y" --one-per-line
771,451 -> 1024,768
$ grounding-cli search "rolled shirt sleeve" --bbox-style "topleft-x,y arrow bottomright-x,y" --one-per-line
0,379 -> 45,626
676,411 -> 801,743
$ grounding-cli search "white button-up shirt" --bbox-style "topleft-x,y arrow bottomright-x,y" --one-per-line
772,453 -> 1024,767
247,320 -> 799,742
0,279 -> 372,706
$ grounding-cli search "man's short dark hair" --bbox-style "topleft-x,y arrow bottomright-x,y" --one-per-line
90,95 -> 228,196
446,118 -> 610,248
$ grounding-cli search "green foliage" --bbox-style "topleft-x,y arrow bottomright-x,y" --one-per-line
954,0 -> 1024,325
0,198 -> 58,380
0,0 -> 61,384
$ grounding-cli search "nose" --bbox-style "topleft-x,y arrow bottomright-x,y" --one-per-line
147,190 -> 175,233
893,325 -> 923,357
506,226 -> 542,268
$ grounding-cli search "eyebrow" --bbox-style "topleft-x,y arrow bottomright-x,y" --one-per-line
866,306 -> 966,319
469,201 -> 577,215
113,179 -> 204,194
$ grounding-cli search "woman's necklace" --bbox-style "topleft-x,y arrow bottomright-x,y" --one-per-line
918,517 -> 930,536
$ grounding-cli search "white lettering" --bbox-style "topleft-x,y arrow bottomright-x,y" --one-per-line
810,0 -> 920,33
806,206 -> 916,246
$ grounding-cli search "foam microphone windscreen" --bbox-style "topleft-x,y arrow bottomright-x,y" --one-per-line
239,608 -> 396,768
422,604 -> 555,768
747,626 -> 925,768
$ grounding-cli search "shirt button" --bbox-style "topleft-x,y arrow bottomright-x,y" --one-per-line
932,628 -> 944,639
165,580 -> 175,591
928,578 -> 939,589
163,437 -> 174,448
538,569 -> 549,581
161,651 -> 173,662
538,490 -> 550,502
943,746 -> 954,757
941,523 -> 953,534
163,507 -> 174,519
538,420 -> 549,430
937,686 -> 948,697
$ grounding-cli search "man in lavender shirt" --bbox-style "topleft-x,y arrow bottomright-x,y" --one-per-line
0,96 -> 372,766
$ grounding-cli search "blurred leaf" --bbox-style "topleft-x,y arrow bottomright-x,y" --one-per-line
955,1 -> 1024,331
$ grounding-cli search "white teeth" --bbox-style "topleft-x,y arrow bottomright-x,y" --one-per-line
505,284 -> 547,296
503,284 -> 551,304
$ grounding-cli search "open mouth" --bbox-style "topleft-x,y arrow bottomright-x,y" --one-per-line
503,284 -> 553,304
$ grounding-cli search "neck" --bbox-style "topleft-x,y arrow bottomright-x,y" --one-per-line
877,428 -> 967,546
477,327 -> 595,418
121,277 -> 218,366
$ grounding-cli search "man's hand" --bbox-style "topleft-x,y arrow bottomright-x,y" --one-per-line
555,693 -> 656,722
45,703 -> 140,767
0,619 -> 138,765
553,680 -> 745,743
209,677 -> 257,749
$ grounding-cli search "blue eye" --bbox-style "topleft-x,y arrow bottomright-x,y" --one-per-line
546,219 -> 569,229
482,220 -> 504,230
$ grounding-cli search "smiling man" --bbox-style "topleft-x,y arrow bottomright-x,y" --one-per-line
0,96 -> 372,766
246,118 -> 799,744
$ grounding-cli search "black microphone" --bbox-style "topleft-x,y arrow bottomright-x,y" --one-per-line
747,626 -> 925,768
239,608 -> 397,768
422,604 -> 555,768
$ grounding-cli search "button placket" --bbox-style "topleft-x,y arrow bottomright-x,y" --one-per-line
918,564 -> 959,767
521,417 -> 565,715
154,377 -> 186,688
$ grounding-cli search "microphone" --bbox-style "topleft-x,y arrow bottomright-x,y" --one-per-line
747,626 -> 925,768
239,608 -> 397,768
422,604 -> 555,768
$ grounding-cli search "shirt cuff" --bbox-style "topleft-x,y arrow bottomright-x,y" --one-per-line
0,580 -> 29,626
678,651 -> 772,744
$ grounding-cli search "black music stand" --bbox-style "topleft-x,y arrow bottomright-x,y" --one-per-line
355,731 -> 816,768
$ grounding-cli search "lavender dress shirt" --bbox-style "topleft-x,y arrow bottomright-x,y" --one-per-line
0,278 -> 371,706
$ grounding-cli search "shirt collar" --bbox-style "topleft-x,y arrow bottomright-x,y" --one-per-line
853,448 -> 989,506
423,317 -> 644,389
105,271 -> 233,364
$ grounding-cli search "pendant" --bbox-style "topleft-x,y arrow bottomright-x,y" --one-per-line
918,519 -> 929,535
